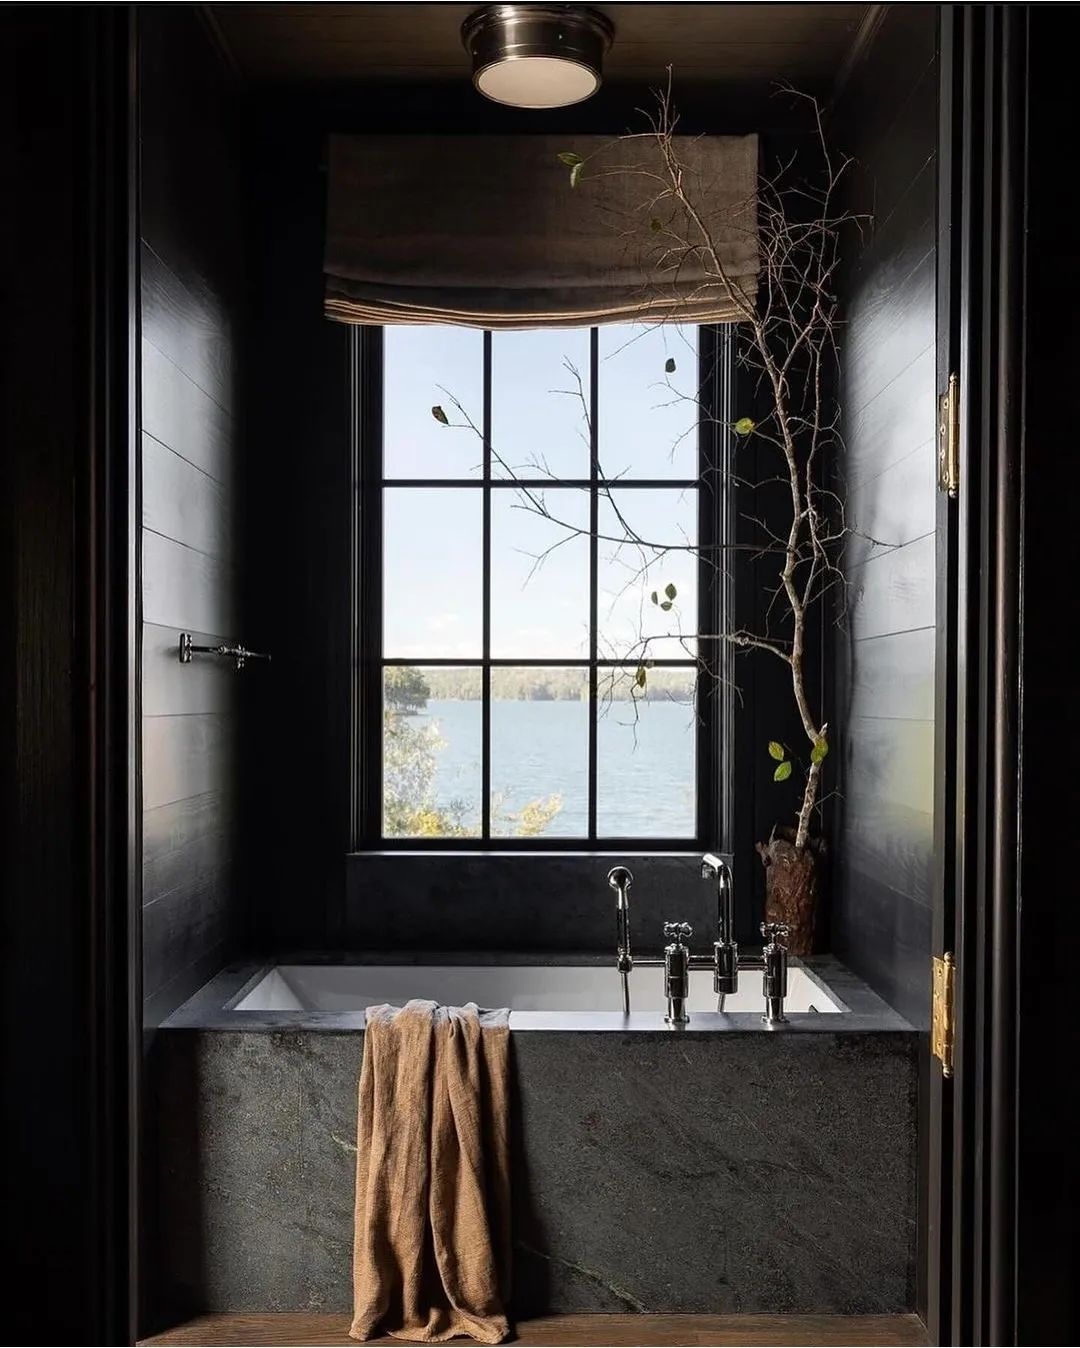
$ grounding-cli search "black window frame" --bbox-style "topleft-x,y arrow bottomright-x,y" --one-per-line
350,322 -> 736,853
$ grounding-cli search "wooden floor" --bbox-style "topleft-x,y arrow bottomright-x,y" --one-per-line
140,1312 -> 929,1347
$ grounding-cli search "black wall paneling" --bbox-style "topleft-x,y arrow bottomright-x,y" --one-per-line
831,4 -> 938,1034
831,12 -> 938,1330
139,9 -> 251,1025
138,9 -> 255,1336
248,110 -> 354,952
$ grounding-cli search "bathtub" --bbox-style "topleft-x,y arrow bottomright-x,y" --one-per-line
156,953 -> 915,1317
233,960 -> 845,1020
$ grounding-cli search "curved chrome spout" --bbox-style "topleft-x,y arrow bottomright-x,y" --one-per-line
701,852 -> 737,994
701,853 -> 733,942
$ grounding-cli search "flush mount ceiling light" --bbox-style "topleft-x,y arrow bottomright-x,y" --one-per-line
462,4 -> 615,109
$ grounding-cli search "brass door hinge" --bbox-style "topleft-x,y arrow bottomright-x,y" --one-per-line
938,373 -> 959,498
932,952 -> 955,1077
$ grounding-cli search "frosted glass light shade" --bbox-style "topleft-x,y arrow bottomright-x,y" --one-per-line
475,54 -> 599,109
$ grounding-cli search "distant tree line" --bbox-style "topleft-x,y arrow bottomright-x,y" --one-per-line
417,665 -> 695,703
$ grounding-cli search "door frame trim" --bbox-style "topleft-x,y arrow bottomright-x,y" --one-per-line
928,8 -> 1028,1344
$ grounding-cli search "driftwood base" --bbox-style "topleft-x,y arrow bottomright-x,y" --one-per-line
756,828 -> 824,957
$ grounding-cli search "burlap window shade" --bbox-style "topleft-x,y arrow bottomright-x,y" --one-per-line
323,133 -> 759,330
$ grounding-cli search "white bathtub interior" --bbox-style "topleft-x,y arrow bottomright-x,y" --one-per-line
233,963 -> 844,1015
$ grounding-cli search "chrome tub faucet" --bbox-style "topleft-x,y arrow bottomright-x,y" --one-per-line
701,852 -> 737,996
606,856 -> 792,1025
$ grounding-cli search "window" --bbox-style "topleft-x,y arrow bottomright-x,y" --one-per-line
354,323 -> 734,850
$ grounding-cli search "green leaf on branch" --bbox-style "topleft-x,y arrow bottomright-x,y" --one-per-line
650,216 -> 663,233
557,151 -> 584,167
733,416 -> 756,437
664,582 -> 677,600
660,600 -> 673,611
810,736 -> 830,765
767,740 -> 785,761
664,357 -> 676,374
635,665 -> 648,689
431,405 -> 449,425
773,760 -> 793,782
650,590 -> 658,605
570,161 -> 585,189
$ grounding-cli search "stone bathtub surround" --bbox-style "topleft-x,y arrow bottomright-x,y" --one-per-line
151,958 -> 917,1320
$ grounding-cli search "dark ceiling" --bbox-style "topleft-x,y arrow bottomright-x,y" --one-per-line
207,3 -> 875,94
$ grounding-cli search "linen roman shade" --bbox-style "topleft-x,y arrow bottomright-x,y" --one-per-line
323,133 -> 758,329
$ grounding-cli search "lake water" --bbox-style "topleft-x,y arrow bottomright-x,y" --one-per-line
403,698 -> 697,838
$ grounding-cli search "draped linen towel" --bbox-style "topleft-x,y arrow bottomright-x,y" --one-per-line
350,1000 -> 512,1344
324,133 -> 758,329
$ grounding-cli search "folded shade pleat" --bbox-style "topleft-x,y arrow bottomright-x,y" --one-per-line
324,133 -> 758,330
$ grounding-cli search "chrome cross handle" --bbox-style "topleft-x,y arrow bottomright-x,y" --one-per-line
663,920 -> 693,943
663,920 -> 693,1025
760,921 -> 790,1026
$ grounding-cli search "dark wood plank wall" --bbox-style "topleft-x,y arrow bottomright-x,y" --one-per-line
831,5 -> 938,1030
140,9 -> 251,1026
247,109 -> 354,951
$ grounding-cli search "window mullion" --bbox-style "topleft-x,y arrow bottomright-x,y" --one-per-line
481,331 -> 492,840
363,327 -> 385,849
588,327 -> 599,843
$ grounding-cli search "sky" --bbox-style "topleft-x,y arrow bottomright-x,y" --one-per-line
381,322 -> 702,664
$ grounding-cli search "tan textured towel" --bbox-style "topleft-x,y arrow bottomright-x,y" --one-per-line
350,999 -> 512,1344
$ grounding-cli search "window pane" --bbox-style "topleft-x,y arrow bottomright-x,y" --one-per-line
598,324 -> 699,479
596,488 -> 699,661
597,667 -> 697,837
490,488 -> 590,659
490,667 -> 588,838
383,488 -> 482,657
491,328 -> 591,479
384,326 -> 484,479
383,667 -> 481,837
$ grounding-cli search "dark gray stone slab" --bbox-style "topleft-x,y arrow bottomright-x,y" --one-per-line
509,1032 -> 916,1315
344,852 -> 726,954
151,1019 -> 916,1319
152,1030 -> 360,1317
